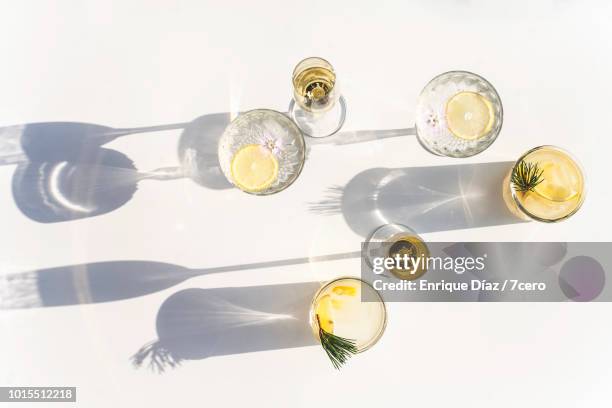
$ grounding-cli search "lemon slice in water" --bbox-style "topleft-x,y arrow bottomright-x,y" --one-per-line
230,144 -> 279,192
445,91 -> 494,140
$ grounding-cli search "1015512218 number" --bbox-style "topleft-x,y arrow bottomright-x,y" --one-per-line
0,387 -> 76,402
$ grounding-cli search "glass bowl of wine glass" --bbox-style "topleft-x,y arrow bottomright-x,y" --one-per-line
364,223 -> 430,280
288,57 -> 347,138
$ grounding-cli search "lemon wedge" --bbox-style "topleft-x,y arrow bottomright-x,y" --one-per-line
315,294 -> 334,333
332,285 -> 357,296
230,144 -> 279,192
445,91 -> 494,140
533,162 -> 579,202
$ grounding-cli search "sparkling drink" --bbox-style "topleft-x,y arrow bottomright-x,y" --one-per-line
386,233 -> 430,280
218,109 -> 306,195
310,277 -> 386,352
364,223 -> 429,280
292,57 -> 337,113
416,71 -> 503,157
289,57 -> 346,138
503,145 -> 586,222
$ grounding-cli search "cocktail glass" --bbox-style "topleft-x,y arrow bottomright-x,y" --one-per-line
218,109 -> 306,195
503,145 -> 586,222
310,277 -> 386,367
416,71 -> 503,157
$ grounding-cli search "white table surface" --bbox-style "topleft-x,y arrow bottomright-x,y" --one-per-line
1,1 -> 612,407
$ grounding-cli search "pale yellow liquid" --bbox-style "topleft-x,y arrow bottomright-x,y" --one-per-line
292,65 -> 336,112
507,147 -> 584,221
445,91 -> 494,140
387,234 -> 430,280
311,278 -> 385,351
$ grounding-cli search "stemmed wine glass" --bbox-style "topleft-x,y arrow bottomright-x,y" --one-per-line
288,57 -> 347,138
364,223 -> 429,280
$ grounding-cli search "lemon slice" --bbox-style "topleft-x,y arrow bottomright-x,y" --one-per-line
533,162 -> 579,202
230,144 -> 279,192
445,91 -> 494,140
315,294 -> 334,333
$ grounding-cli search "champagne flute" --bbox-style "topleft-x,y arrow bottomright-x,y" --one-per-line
288,57 -> 347,138
364,223 -> 429,280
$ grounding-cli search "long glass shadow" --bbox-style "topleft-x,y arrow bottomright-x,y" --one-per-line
1,118 -> 413,223
132,282 -> 321,372
309,161 -> 526,237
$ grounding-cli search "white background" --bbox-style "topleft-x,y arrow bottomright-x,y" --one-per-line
1,1 -> 612,407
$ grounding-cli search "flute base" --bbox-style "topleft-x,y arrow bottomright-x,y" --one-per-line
288,96 -> 347,138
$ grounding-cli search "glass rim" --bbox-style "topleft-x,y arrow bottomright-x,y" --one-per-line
292,56 -> 335,79
291,56 -> 338,101
364,223 -> 431,280
510,145 -> 587,223
309,276 -> 387,353
420,70 -> 500,97
364,223 -> 417,267
219,108 -> 306,196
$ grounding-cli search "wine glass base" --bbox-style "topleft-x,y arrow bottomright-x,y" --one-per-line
288,96 -> 347,138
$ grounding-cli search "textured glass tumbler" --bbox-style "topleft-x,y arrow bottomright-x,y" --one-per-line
309,277 -> 387,353
503,145 -> 586,222
218,109 -> 306,195
416,71 -> 503,157
288,57 -> 347,138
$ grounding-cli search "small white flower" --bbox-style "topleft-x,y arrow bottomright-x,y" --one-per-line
426,111 -> 440,128
262,135 -> 282,155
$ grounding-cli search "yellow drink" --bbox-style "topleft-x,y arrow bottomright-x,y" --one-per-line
292,57 -> 337,113
388,234 -> 429,280
387,233 -> 430,280
504,146 -> 585,222
310,278 -> 386,352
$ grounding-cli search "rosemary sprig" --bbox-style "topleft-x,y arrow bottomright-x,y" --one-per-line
511,160 -> 545,192
316,314 -> 358,369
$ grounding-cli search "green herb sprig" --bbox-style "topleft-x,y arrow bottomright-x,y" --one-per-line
317,315 -> 358,369
511,160 -> 545,192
